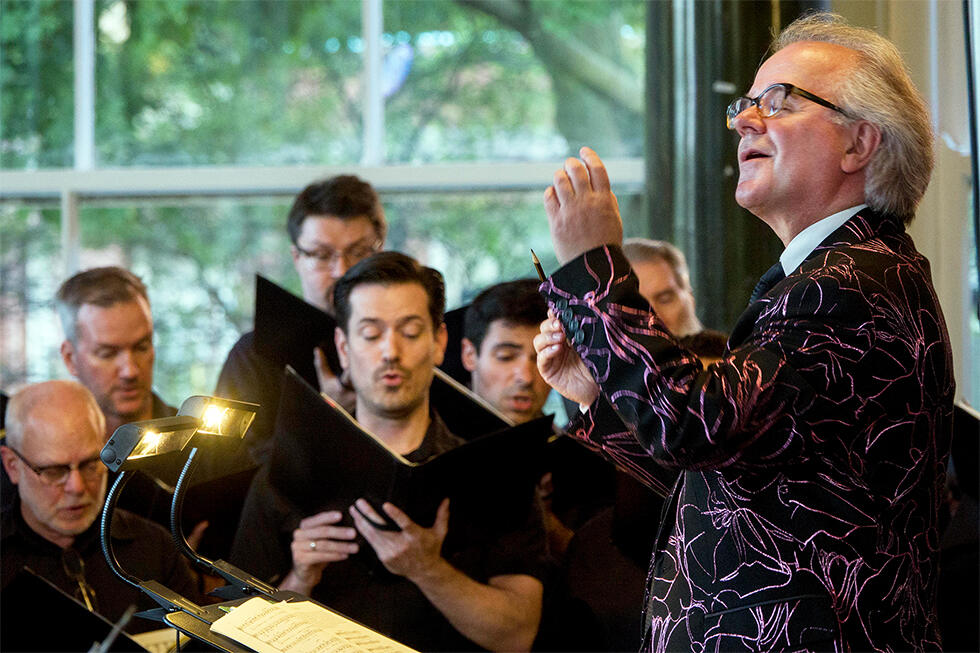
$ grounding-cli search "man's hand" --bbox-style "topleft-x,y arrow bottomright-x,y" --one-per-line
186,520 -> 209,552
352,498 -> 542,651
349,498 -> 449,581
544,147 -> 623,264
533,312 -> 599,406
279,510 -> 358,595
314,346 -> 356,414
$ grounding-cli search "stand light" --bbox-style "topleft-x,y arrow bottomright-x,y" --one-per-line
171,396 -> 277,600
98,396 -> 265,631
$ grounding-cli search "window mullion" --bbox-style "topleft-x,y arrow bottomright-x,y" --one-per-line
74,0 -> 96,171
362,0 -> 384,166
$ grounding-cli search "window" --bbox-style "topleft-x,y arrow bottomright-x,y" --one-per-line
0,203 -> 63,384
0,1 -> 647,397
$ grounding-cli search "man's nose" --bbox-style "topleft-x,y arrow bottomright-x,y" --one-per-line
513,358 -> 535,385
117,350 -> 139,378
329,255 -> 350,280
62,467 -> 87,494
380,331 -> 400,361
732,105 -> 765,136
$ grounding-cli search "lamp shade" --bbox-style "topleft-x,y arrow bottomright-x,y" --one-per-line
177,396 -> 258,440
100,416 -> 202,472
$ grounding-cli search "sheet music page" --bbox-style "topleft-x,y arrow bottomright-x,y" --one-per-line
129,627 -> 190,653
210,597 -> 417,653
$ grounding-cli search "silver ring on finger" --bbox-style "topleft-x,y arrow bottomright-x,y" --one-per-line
309,540 -> 317,551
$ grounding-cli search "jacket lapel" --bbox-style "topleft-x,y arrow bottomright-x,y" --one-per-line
727,208 -> 896,349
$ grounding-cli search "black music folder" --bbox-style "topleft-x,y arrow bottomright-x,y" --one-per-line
268,367 -> 551,547
437,304 -> 470,386
253,274 -> 341,381
1,568 -> 144,652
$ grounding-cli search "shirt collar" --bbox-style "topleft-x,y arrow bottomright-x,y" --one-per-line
404,410 -> 463,463
779,204 -> 866,275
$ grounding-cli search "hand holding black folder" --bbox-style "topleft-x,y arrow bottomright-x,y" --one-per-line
268,367 -> 552,552
253,274 -> 342,382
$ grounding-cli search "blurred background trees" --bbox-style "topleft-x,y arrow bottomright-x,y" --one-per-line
1,0 -> 650,401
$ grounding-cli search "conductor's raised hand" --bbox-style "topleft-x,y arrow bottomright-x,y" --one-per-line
544,147 -> 623,265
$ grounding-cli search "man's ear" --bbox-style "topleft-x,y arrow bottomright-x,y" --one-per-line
0,447 -> 20,484
461,338 -> 478,372
433,323 -> 448,367
334,327 -> 350,371
60,340 -> 79,377
841,120 -> 881,174
290,244 -> 304,275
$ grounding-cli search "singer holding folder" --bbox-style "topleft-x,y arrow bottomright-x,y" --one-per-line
215,175 -> 386,467
232,252 -> 547,652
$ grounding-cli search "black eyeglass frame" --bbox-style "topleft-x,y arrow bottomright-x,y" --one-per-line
726,82 -> 850,129
2,444 -> 103,485
292,239 -> 382,264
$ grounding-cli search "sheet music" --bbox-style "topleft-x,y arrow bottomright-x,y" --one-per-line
210,597 -> 417,653
129,627 -> 189,653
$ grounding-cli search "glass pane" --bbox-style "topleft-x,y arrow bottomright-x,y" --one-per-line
0,203 -> 64,388
78,198 -> 296,402
0,1 -> 75,169
383,188 -> 644,308
94,0 -> 363,166
383,0 -> 646,163
62,188 -> 640,403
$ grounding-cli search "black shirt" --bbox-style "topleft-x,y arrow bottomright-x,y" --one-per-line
1,498 -> 198,634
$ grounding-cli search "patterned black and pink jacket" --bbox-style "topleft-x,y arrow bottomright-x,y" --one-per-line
542,208 -> 954,652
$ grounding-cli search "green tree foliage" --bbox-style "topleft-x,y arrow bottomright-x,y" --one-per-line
76,198 -> 296,401
1,1 -> 647,398
1,1 -> 74,167
96,0 -> 363,165
0,205 -> 63,385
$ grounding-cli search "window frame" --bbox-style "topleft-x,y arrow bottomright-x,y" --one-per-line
0,0 -> 645,278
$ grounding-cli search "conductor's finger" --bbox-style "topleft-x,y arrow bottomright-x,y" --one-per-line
544,185 -> 560,216
552,167 -> 574,205
563,156 -> 591,195
579,147 -> 610,191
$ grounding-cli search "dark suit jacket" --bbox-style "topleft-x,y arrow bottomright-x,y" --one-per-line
541,209 -> 954,652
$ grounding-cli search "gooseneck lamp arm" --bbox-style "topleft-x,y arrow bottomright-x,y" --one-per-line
100,469 -> 211,624
170,447 -> 278,599
100,471 -> 141,588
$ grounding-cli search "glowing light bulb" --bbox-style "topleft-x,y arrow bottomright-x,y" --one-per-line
202,404 -> 229,434
132,430 -> 162,457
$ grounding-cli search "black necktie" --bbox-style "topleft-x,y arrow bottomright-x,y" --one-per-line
749,262 -> 785,304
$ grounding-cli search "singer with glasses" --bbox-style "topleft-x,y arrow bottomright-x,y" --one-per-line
213,174 -> 387,470
2,445 -> 104,486
1,380 -> 198,634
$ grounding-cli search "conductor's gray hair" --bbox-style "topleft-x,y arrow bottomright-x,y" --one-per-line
775,12 -> 933,224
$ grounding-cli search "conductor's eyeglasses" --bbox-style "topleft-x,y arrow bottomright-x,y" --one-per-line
726,82 -> 849,129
